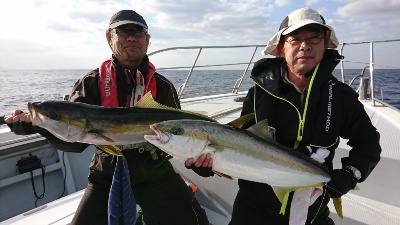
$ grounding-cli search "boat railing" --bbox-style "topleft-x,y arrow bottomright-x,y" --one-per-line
348,66 -> 384,102
339,39 -> 400,107
148,40 -> 399,106
148,45 -> 264,99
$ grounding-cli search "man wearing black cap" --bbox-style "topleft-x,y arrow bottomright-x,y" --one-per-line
6,10 -> 209,225
69,10 -> 210,225
186,7 -> 381,225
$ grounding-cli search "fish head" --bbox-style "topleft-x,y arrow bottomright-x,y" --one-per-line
27,101 -> 87,142
144,119 -> 211,161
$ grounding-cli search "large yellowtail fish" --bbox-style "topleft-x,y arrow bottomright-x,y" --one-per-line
144,118 -> 344,219
27,92 -> 217,156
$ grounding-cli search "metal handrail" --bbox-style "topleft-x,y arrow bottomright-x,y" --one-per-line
148,45 -> 264,99
231,46 -> 259,94
348,66 -> 369,87
149,39 -> 400,104
339,39 -> 400,106
350,66 -> 385,102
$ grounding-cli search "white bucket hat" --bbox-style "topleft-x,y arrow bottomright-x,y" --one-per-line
262,8 -> 339,56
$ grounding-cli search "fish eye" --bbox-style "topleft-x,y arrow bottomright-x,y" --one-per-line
170,126 -> 184,135
48,112 -> 60,120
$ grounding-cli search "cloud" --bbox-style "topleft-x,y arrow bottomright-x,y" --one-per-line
143,0 -> 275,46
275,0 -> 292,7
305,0 -> 320,5
336,0 -> 400,17
331,0 -> 400,42
0,0 -> 398,69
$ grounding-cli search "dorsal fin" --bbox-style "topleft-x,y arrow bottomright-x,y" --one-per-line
134,92 -> 217,122
246,119 -> 275,140
134,92 -> 173,109
226,113 -> 255,128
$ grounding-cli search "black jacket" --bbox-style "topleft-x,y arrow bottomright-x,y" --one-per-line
42,55 -> 181,184
44,55 -> 180,152
237,49 -> 381,223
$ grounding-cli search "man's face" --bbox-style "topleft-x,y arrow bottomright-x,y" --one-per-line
279,24 -> 326,75
107,24 -> 150,68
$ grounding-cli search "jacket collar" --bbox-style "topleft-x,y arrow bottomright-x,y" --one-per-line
111,54 -> 150,76
251,49 -> 343,92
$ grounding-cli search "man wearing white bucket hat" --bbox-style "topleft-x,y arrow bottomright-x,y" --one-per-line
231,7 -> 381,225
186,7 -> 381,225
261,7 -> 339,57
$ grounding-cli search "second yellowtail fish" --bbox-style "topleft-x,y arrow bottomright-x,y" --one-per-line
144,118 -> 344,218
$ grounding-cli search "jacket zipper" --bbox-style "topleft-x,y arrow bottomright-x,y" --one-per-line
251,63 -> 320,149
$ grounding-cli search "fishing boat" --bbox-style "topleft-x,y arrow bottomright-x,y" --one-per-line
1,39 -> 399,225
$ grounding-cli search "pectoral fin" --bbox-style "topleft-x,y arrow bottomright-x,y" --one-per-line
203,144 -> 233,180
212,170 -> 235,180
97,145 -> 123,156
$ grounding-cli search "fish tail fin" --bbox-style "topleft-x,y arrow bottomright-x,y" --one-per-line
272,187 -> 293,215
333,197 -> 343,219
331,185 -> 358,220
279,191 -> 291,215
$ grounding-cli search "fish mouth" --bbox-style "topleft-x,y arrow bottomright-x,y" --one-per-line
146,125 -> 170,144
27,102 -> 39,125
27,102 -> 33,115
27,102 -> 49,127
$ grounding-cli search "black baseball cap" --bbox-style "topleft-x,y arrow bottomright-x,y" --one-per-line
109,10 -> 148,30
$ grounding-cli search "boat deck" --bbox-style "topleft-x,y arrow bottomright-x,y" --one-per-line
2,92 -> 399,225
0,92 -> 247,225
1,40 -> 400,224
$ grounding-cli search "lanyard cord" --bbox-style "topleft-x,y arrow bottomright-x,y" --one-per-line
125,69 -> 137,107
293,63 -> 320,149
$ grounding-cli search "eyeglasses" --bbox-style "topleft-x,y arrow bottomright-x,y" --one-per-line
113,29 -> 147,38
285,35 -> 325,46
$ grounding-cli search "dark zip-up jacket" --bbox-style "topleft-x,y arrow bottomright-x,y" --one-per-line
42,55 -> 181,183
238,49 -> 381,223
44,55 -> 180,152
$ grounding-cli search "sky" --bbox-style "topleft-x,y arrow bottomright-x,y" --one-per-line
0,0 -> 399,70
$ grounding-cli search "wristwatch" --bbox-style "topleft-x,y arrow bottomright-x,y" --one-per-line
345,165 -> 362,181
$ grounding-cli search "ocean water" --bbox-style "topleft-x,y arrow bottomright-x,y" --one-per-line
1,69 -> 399,128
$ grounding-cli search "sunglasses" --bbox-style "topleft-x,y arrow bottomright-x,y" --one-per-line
113,29 -> 147,38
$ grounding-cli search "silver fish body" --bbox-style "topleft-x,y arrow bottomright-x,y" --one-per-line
144,119 -> 331,188
27,99 -> 215,146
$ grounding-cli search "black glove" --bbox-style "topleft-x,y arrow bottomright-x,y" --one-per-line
185,163 -> 214,177
7,121 -> 46,135
297,146 -> 313,156
326,169 -> 357,198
